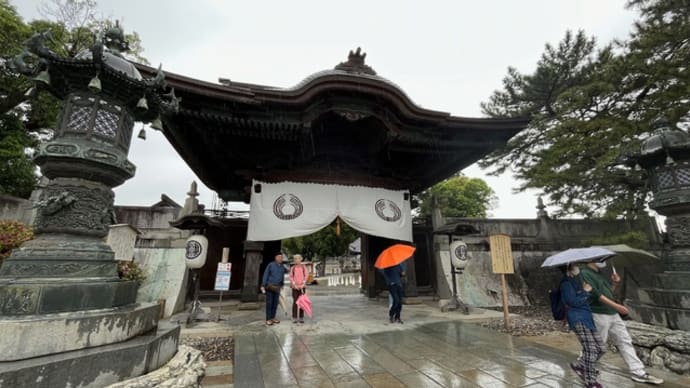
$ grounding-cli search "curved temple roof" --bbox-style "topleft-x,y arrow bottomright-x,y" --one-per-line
136,49 -> 529,202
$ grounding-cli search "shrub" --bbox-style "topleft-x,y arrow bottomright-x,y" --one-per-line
585,231 -> 650,250
117,260 -> 147,282
0,220 -> 33,264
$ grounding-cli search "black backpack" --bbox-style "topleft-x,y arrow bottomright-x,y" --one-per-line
549,278 -> 568,321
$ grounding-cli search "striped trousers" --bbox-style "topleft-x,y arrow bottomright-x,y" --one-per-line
573,323 -> 605,385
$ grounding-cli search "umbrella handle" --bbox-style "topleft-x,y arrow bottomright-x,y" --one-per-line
612,264 -> 617,275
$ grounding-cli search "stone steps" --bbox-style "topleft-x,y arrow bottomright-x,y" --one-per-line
626,299 -> 690,331
654,271 -> 690,289
634,287 -> 690,309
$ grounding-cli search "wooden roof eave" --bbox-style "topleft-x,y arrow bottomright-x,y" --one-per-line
137,63 -> 530,135
136,63 -> 259,105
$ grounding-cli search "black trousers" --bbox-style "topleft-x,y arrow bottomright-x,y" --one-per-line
292,288 -> 305,319
388,283 -> 403,320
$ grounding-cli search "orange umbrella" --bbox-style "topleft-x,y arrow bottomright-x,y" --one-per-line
375,244 -> 415,269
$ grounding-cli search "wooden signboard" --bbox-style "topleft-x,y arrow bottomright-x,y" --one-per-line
489,233 -> 513,329
489,234 -> 514,274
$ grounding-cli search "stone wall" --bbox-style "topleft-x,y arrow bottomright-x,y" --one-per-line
627,321 -> 690,375
113,198 -> 191,317
436,216 -> 662,308
116,204 -> 185,243
443,217 -> 663,247
439,239 -> 561,307
135,248 -> 189,317
0,194 -> 33,225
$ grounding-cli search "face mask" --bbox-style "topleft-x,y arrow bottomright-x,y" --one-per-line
570,266 -> 580,276
595,262 -> 607,269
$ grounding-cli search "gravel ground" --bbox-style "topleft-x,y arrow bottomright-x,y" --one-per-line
180,336 -> 234,361
479,305 -> 570,336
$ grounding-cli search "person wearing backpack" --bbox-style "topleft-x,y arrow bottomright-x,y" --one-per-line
289,254 -> 308,324
580,261 -> 663,385
560,263 -> 605,388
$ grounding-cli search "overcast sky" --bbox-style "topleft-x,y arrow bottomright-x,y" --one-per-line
14,0 -> 637,217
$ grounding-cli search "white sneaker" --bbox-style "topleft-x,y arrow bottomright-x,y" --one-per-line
631,373 -> 664,385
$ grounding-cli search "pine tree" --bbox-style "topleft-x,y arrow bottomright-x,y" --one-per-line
481,0 -> 689,218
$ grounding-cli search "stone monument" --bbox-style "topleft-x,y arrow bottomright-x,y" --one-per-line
0,23 -> 182,387
621,119 -> 690,330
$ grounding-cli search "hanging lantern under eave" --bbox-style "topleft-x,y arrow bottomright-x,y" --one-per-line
666,154 -> 675,165
24,87 -> 37,97
33,70 -> 50,86
136,96 -> 148,111
137,127 -> 146,140
88,74 -> 102,92
150,116 -> 163,131
335,217 -> 341,236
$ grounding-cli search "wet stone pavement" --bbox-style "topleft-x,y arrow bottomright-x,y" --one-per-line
232,295 -> 690,388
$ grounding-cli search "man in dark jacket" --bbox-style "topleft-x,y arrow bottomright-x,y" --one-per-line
382,262 -> 406,324
261,254 -> 287,326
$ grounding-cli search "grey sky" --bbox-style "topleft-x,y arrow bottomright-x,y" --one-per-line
14,0 -> 637,217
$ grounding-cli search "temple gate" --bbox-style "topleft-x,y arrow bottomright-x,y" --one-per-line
142,48 -> 529,301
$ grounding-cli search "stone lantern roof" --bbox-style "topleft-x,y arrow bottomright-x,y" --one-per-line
12,25 -> 178,124
619,120 -> 690,169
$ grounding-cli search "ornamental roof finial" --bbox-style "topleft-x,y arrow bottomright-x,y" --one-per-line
104,20 -> 129,56
334,47 -> 377,75
536,196 -> 548,219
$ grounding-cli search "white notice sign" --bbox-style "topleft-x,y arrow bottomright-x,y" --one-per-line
214,262 -> 232,291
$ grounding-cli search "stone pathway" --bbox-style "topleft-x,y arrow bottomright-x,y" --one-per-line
230,295 -> 690,388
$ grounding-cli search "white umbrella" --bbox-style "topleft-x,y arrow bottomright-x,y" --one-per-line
279,288 -> 289,316
541,247 -> 615,268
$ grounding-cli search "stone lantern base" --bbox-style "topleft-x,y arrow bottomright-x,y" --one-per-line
0,322 -> 179,387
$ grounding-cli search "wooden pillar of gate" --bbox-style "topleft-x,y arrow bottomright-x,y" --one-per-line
361,234 -> 378,299
241,241 -> 264,302
403,254 -> 419,297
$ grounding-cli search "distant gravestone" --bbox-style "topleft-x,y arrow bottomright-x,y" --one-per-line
107,224 -> 141,261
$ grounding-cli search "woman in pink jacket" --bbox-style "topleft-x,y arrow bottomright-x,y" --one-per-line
289,254 -> 308,323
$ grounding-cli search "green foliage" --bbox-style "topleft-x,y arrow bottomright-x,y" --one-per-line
0,0 -> 148,198
0,220 -> 33,263
0,113 -> 38,197
416,175 -> 496,218
282,220 -> 359,261
117,260 -> 147,282
585,231 -> 650,250
480,0 -> 690,219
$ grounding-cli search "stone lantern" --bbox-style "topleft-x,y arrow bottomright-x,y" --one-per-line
0,25 -> 180,386
621,119 -> 690,330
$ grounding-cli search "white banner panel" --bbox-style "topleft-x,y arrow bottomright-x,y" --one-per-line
247,180 -> 412,242
247,181 -> 337,241
337,184 -> 412,242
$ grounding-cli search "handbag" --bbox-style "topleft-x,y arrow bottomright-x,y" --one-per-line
266,284 -> 281,293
